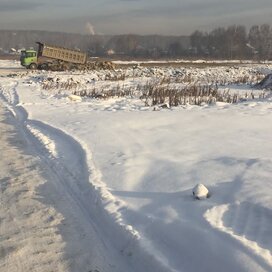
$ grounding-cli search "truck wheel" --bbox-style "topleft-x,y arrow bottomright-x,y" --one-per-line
39,63 -> 48,70
29,63 -> 37,70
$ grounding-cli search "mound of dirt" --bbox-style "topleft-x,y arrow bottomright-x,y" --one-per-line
255,73 -> 272,89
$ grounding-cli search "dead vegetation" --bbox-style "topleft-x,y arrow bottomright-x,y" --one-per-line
138,83 -> 266,107
40,68 -> 268,107
42,77 -> 80,90
72,84 -> 134,99
157,72 -> 265,86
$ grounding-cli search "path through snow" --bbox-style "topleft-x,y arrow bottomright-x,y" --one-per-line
0,75 -> 169,271
1,60 -> 272,272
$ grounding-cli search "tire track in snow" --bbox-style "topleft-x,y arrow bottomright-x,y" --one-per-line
22,118 -> 172,272
205,202 -> 272,267
0,105 -> 69,272
0,81 -> 20,118
0,81 -> 172,271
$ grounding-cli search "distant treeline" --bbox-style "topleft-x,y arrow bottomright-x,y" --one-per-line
0,30 -> 189,58
0,24 -> 271,59
190,24 -> 272,60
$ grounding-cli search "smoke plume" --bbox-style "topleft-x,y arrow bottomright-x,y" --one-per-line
86,22 -> 95,35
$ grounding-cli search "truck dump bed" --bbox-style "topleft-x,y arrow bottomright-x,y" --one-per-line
37,42 -> 87,64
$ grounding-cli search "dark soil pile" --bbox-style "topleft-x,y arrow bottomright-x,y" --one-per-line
255,74 -> 272,89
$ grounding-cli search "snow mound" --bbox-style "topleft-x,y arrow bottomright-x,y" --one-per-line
192,184 -> 209,199
67,94 -> 82,102
255,73 -> 272,89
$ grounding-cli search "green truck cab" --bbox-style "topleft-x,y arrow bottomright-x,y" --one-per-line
20,50 -> 38,69
20,42 -> 88,70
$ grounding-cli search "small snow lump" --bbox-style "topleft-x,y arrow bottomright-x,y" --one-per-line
192,184 -> 209,200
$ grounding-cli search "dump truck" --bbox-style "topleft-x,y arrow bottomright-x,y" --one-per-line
20,42 -> 114,70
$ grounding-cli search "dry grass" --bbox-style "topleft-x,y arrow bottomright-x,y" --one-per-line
42,77 -> 80,90
40,71 -> 268,107
140,84 -> 223,106
72,84 -> 134,99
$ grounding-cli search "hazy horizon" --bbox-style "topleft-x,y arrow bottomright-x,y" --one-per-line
1,0 -> 272,35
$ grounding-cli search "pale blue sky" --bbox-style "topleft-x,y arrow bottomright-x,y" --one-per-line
0,0 -> 271,35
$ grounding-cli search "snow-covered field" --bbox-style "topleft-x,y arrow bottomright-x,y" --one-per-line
1,59 -> 272,272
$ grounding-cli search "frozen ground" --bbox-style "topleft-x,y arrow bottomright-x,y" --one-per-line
1,60 -> 272,272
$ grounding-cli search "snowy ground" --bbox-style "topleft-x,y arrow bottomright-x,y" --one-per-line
1,60 -> 272,272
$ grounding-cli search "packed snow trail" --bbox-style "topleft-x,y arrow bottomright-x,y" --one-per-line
0,79 -> 171,271
0,105 -> 68,271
